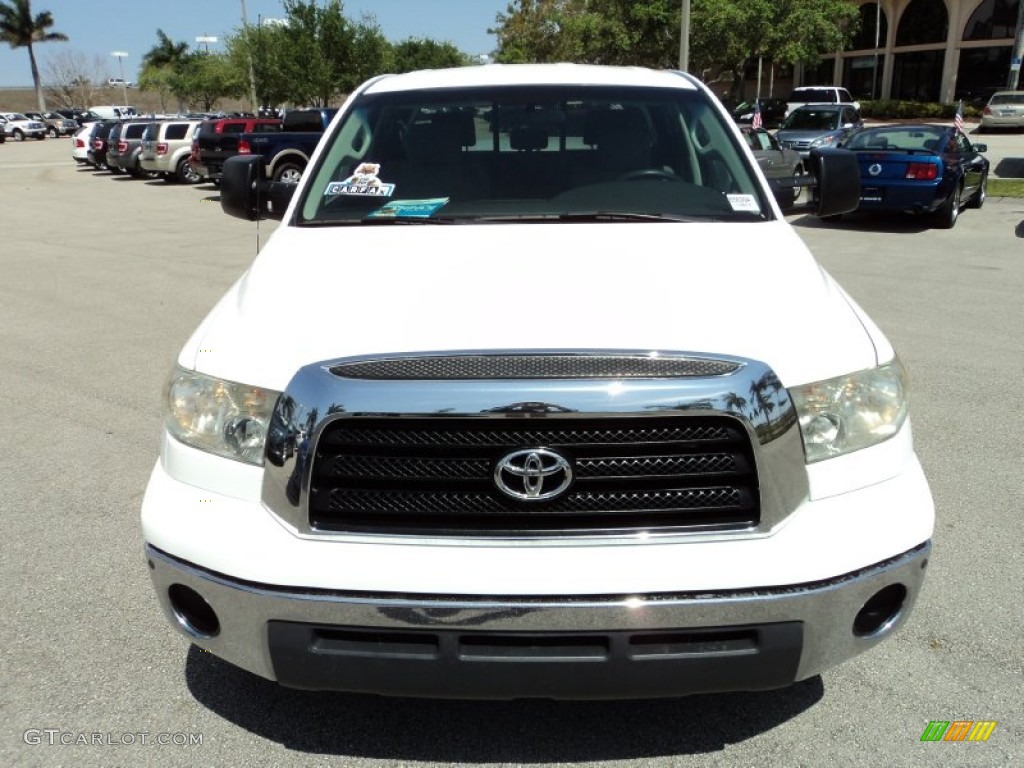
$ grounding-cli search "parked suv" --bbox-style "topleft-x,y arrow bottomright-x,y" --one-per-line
142,63 -> 934,700
776,104 -> 864,159
140,119 -> 202,183
785,86 -> 858,117
107,120 -> 154,177
1,112 -> 46,141
24,110 -> 79,137
191,116 -> 282,183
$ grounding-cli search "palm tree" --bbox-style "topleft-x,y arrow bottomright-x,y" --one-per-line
142,29 -> 190,69
0,0 -> 68,112
141,29 -> 190,111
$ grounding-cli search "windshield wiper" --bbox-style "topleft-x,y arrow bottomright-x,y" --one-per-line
470,212 -> 703,223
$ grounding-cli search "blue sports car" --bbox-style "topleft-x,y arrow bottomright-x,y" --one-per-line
837,124 -> 989,228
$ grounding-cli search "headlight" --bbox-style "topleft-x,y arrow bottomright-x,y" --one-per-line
165,368 -> 281,465
789,359 -> 909,463
810,134 -> 837,148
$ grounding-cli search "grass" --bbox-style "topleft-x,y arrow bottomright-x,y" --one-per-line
988,178 -> 1024,197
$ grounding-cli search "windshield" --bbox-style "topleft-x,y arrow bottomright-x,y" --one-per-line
781,108 -> 841,131
298,85 -> 769,225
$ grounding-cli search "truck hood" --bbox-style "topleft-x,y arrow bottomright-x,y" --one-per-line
184,220 -> 883,392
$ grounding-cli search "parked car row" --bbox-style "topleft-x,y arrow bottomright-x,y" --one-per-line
732,91 -> 991,229
69,114 -> 292,185
72,116 -> 205,183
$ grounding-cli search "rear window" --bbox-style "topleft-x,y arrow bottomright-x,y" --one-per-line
789,89 -> 837,103
165,124 -> 189,140
989,92 -> 1024,105
284,111 -> 328,132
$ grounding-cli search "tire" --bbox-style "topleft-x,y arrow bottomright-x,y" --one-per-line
934,183 -> 960,229
965,172 -> 986,209
13,129 -> 24,142
47,126 -> 57,138
273,161 -> 305,184
175,156 -> 200,184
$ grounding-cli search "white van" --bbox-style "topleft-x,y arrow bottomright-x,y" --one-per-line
86,105 -> 138,120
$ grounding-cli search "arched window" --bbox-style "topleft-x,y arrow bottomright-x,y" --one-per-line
848,3 -> 888,50
895,0 -> 948,46
964,0 -> 1020,40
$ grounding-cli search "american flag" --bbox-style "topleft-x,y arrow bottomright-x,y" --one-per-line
954,99 -> 964,132
751,100 -> 763,130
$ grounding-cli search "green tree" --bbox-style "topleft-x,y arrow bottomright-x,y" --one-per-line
390,37 -> 468,73
690,0 -> 859,99
139,29 -> 191,111
0,0 -> 68,111
227,1 -> 391,108
491,0 -> 861,98
170,51 -> 244,112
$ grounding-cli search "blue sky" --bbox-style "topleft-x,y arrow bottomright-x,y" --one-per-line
0,0 -> 508,87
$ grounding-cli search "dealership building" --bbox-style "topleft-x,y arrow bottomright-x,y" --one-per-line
799,0 -> 1022,103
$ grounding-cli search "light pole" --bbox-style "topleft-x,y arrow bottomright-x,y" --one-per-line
111,51 -> 129,105
678,0 -> 691,72
241,0 -> 258,113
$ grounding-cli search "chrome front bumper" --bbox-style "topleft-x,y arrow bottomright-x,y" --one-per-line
146,541 -> 930,699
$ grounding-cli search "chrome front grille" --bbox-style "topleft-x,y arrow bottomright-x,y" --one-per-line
307,416 -> 758,536
260,351 -> 809,540
330,354 -> 741,380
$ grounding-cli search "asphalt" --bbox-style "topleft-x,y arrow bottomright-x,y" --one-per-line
0,137 -> 1021,768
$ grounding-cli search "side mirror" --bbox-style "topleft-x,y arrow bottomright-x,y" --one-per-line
808,147 -> 860,218
221,156 -> 293,221
973,143 -> 988,153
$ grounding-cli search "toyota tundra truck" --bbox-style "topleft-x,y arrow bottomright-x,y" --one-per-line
142,64 -> 934,699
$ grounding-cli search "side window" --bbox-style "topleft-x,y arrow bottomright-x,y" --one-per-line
223,123 -> 245,134
956,133 -> 972,154
165,124 -> 188,141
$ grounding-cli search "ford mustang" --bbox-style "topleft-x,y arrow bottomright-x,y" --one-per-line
838,124 -> 988,229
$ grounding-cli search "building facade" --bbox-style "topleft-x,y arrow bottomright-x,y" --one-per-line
801,0 -> 1022,104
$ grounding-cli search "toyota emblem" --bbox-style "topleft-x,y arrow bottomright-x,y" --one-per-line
493,448 -> 573,501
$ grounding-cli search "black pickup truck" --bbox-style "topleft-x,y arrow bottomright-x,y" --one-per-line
236,108 -> 337,183
191,117 -> 282,183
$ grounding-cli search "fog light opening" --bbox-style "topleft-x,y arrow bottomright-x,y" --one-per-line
168,584 -> 221,638
853,584 -> 907,637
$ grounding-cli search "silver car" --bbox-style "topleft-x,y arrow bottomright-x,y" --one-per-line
980,90 -> 1024,131
741,126 -> 805,209
775,104 -> 863,159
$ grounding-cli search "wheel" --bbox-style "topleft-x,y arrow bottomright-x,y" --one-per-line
13,129 -> 24,142
965,172 -> 986,209
934,183 -> 960,229
273,162 -> 305,184
176,156 -> 200,184
47,126 -> 57,138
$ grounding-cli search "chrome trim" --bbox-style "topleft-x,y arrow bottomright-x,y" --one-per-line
146,542 -> 931,685
262,349 -> 808,543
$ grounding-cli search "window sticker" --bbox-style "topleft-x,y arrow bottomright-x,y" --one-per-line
726,194 -> 760,212
325,163 -> 395,197
367,198 -> 451,219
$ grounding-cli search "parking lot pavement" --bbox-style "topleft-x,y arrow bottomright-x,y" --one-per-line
1,138 -> 1021,767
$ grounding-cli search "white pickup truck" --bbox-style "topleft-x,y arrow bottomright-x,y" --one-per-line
141,63 -> 934,699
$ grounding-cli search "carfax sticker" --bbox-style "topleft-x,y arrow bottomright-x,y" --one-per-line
325,163 -> 395,197
726,194 -> 760,212
367,198 -> 451,218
